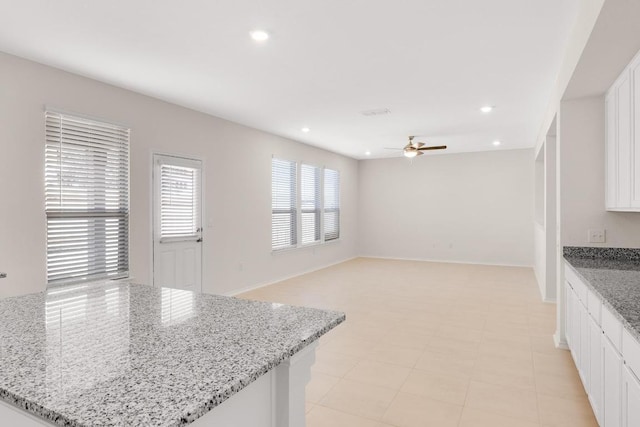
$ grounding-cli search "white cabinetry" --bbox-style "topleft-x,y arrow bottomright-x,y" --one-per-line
606,50 -> 640,211
603,334 -> 622,427
622,364 -> 640,427
564,261 -> 640,427
590,315 -> 604,424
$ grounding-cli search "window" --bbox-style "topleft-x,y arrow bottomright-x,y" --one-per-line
300,164 -> 321,245
271,158 -> 297,250
158,160 -> 201,239
45,111 -> 130,285
271,158 -> 340,250
324,168 -> 340,241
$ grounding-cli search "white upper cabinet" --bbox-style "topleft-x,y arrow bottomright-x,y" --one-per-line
606,50 -> 640,211
633,58 -> 640,208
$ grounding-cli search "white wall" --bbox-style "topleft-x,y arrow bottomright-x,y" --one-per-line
560,95 -> 640,247
0,52 -> 358,298
534,0 -> 605,149
357,149 -> 534,266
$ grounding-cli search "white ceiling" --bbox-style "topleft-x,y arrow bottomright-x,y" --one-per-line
0,0 -> 580,159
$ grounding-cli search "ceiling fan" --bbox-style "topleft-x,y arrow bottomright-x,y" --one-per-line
386,136 -> 447,158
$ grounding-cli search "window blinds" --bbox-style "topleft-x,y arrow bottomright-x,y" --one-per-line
272,158 -> 297,250
301,164 -> 321,245
45,111 -> 130,285
159,162 -> 201,239
324,168 -> 340,241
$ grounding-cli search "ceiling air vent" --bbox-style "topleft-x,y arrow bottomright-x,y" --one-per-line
361,108 -> 391,117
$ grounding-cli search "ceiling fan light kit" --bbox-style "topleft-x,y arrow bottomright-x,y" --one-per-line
396,136 -> 446,159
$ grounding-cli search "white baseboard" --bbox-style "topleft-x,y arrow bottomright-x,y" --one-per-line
224,256 -> 357,297
554,332 -> 569,350
357,255 -> 534,269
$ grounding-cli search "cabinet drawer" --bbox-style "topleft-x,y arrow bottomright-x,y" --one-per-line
603,305 -> 623,353
565,264 -> 588,303
587,290 -> 602,325
623,329 -> 640,379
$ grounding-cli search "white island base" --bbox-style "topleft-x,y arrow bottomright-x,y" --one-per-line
0,342 -> 317,427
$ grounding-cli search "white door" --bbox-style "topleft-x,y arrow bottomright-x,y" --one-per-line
153,154 -> 203,292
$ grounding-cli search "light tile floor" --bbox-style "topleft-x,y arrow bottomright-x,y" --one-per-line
239,258 -> 598,427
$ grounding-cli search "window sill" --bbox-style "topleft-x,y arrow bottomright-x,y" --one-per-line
272,238 -> 341,254
47,274 -> 133,289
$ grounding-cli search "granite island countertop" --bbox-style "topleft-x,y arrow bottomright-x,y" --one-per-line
564,246 -> 640,342
0,282 -> 345,426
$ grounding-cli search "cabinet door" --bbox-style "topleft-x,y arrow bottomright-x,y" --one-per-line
622,364 -> 640,427
617,72 -> 632,208
571,291 -> 582,367
604,336 -> 622,427
580,302 -> 591,389
632,57 -> 640,208
566,282 -> 573,348
607,92 -> 618,209
589,316 -> 603,425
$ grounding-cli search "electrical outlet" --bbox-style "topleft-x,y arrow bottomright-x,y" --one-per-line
588,229 -> 606,243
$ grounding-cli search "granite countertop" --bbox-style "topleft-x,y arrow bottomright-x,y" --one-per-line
0,282 -> 345,426
564,246 -> 640,342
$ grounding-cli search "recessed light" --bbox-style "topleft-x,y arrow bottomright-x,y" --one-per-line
493,140 -> 501,146
480,105 -> 494,113
250,30 -> 269,42
301,127 -> 310,133
365,151 -> 371,156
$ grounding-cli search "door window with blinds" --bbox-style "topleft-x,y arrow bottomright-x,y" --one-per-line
156,157 -> 202,240
45,111 -> 130,285
271,158 -> 341,251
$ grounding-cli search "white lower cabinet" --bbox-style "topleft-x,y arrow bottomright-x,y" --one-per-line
580,304 -> 591,389
622,364 -> 640,427
571,286 -> 582,367
566,281 -> 573,348
589,316 -> 604,425
603,335 -> 622,427
564,262 -> 640,427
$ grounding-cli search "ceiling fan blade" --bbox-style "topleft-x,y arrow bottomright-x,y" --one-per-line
417,145 -> 447,151
414,142 -> 426,148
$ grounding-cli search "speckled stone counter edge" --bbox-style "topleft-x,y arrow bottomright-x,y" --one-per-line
177,314 -> 345,426
564,246 -> 640,261
563,255 -> 640,343
0,309 -> 345,427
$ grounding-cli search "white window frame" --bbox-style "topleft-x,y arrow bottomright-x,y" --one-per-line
271,157 -> 340,252
271,157 -> 298,251
299,162 -> 323,247
44,108 -> 131,286
323,167 -> 340,242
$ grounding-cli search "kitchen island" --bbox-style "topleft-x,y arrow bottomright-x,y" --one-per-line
0,282 -> 345,426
